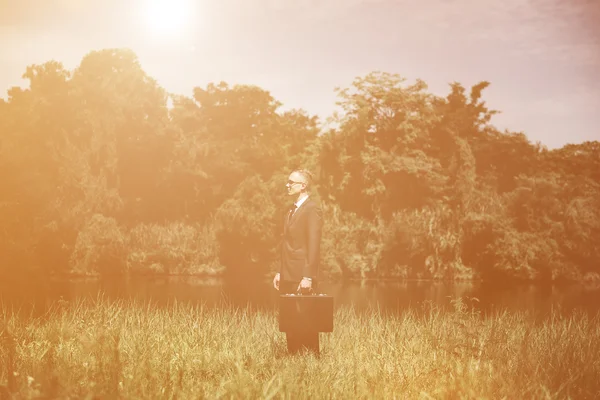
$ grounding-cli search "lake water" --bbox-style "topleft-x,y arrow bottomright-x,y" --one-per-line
2,276 -> 600,318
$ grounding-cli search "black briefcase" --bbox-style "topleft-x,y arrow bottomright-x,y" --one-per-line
279,293 -> 334,333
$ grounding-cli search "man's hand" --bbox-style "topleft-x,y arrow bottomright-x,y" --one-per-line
297,277 -> 312,293
273,273 -> 280,290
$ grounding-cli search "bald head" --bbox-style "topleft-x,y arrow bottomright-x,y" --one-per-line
291,169 -> 313,191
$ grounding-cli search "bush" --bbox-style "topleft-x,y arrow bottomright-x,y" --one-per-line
214,174 -> 283,278
127,222 -> 222,275
320,202 -> 385,279
70,214 -> 126,276
381,205 -> 472,280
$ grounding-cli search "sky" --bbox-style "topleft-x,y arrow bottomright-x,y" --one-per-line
0,0 -> 599,149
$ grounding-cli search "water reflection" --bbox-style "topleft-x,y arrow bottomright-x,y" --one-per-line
2,276 -> 599,318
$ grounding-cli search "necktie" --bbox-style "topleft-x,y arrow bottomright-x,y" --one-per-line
288,204 -> 297,222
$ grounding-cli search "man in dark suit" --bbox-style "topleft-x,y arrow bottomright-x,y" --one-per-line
273,168 -> 323,355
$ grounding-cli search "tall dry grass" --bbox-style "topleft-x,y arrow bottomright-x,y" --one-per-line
1,297 -> 598,399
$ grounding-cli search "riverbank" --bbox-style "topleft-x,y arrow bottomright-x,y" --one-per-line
1,297 -> 598,398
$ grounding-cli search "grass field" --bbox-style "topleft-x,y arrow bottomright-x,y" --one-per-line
1,296 -> 599,399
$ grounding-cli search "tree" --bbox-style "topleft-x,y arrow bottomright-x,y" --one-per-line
166,82 -> 319,223
319,71 -> 446,219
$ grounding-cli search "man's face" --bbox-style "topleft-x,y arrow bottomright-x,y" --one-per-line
286,172 -> 306,196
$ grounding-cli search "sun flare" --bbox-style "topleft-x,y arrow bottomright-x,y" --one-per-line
142,0 -> 192,38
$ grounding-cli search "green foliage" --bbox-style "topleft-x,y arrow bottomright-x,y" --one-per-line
70,214 -> 126,276
0,49 -> 598,282
214,174 -> 282,277
320,72 -> 446,218
127,222 -> 222,275
319,203 -> 385,279
381,205 -> 473,280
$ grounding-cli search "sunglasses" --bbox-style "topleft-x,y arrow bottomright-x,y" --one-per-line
287,180 -> 304,186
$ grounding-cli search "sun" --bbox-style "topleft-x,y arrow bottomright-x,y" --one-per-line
142,0 -> 192,38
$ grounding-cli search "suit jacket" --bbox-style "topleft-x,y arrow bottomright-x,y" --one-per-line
280,198 -> 323,283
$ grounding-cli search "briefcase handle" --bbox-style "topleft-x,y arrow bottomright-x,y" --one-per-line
296,287 -> 332,296
297,286 -> 314,296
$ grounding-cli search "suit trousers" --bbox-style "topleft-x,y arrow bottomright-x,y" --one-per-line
280,280 -> 320,356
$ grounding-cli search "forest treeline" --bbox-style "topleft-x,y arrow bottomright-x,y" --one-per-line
1,48 -> 598,283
